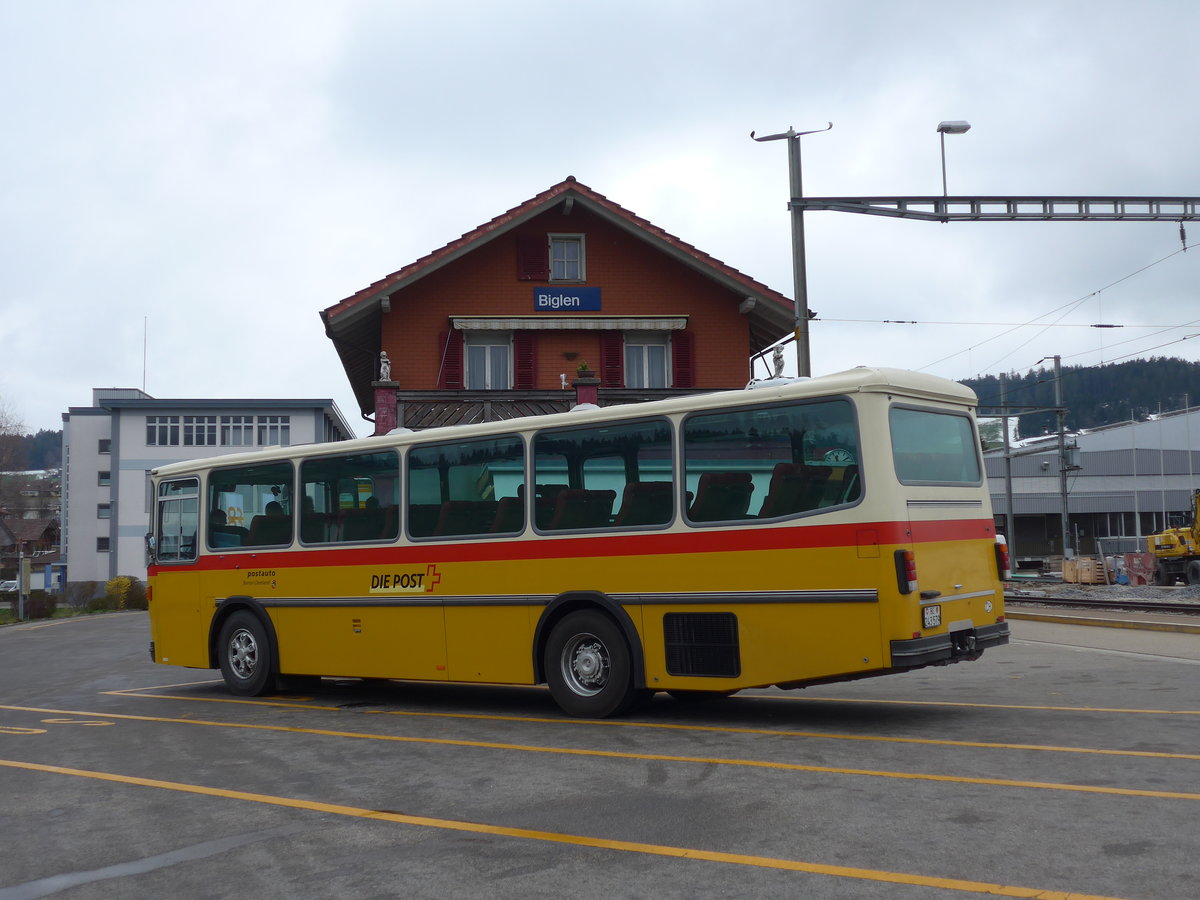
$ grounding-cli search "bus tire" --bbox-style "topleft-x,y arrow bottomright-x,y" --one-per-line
217,611 -> 276,697
1188,560 -> 1200,586
545,610 -> 636,718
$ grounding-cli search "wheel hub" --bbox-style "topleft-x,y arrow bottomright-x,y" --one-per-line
564,635 -> 609,695
228,629 -> 258,680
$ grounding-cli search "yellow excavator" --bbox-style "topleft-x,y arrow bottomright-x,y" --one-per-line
1148,488 -> 1200,585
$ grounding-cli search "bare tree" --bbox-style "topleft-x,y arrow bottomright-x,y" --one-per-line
0,400 -> 26,512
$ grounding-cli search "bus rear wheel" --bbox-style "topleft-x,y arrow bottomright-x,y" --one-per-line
217,611 -> 276,697
545,610 -> 636,718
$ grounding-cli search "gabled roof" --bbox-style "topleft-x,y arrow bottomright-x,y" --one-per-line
0,517 -> 58,549
321,177 -> 795,415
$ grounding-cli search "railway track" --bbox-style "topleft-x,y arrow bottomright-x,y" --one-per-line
1004,593 -> 1200,617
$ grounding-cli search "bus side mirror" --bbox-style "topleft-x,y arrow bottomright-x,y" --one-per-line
145,533 -> 156,564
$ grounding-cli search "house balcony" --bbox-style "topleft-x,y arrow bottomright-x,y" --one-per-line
391,388 -> 714,430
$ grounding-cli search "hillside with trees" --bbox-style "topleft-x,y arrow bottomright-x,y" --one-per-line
0,429 -> 62,472
962,357 -> 1200,439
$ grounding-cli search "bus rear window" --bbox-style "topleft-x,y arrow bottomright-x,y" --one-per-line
889,407 -> 981,484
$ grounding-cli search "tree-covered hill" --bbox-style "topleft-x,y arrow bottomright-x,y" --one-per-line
962,357 -> 1200,440
0,429 -> 62,472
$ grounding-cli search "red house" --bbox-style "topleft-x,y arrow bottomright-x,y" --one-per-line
321,177 -> 794,433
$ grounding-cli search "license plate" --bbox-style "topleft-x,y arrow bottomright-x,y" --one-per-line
923,605 -> 942,629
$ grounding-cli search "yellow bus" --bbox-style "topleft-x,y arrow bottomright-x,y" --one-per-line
146,367 -> 1009,717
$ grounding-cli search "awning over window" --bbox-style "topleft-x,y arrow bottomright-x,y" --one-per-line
451,315 -> 688,331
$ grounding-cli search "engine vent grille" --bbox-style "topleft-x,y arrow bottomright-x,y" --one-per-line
663,612 -> 740,677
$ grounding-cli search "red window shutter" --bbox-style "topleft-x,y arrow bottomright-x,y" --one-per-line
516,235 -> 549,281
438,330 -> 464,389
600,332 -> 624,387
672,330 -> 696,388
514,331 -> 537,389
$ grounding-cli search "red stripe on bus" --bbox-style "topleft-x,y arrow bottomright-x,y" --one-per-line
150,519 -> 994,576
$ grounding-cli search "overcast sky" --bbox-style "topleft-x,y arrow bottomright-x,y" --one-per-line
3,0 -> 1198,438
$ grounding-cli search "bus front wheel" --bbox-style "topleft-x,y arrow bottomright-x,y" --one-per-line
217,611 -> 276,697
545,610 -> 636,718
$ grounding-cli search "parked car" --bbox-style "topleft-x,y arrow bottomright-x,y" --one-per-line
0,580 -> 18,592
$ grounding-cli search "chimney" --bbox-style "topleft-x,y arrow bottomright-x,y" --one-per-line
572,364 -> 601,409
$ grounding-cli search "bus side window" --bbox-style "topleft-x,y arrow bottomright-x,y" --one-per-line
299,450 -> 400,544
406,435 -> 524,540
209,461 -> 295,549
533,418 -> 674,532
683,398 -> 860,525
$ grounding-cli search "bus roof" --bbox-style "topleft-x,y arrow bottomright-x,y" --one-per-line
151,367 -> 976,478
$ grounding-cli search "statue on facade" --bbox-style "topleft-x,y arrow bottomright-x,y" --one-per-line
379,351 -> 392,382
772,346 -> 785,378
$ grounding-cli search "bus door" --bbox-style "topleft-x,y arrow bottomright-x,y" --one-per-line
150,477 -> 207,668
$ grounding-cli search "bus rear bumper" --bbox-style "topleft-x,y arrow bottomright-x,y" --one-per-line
890,621 -> 1010,668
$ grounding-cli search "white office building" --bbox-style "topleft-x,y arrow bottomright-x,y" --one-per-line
62,389 -> 355,585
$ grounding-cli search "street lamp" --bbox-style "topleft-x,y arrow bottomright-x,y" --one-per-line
937,120 -> 971,196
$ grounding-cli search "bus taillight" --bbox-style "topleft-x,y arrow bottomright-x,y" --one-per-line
995,536 -> 1011,581
894,549 -> 917,595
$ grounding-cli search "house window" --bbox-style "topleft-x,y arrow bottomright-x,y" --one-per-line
98,471 -> 111,486
183,415 -> 217,446
549,234 -> 584,282
465,333 -> 511,390
97,503 -> 111,519
625,334 -> 670,389
147,415 -> 179,446
221,415 -> 255,446
96,537 -> 110,552
98,439 -> 111,454
257,415 -> 290,446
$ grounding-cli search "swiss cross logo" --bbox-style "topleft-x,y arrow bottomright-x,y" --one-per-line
424,564 -> 441,592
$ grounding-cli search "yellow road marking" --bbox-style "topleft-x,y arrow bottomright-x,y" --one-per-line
776,695 -> 1200,716
0,756 -> 1128,899
102,690 -> 1200,762
2,703 -> 1197,801
106,683 -> 1200,716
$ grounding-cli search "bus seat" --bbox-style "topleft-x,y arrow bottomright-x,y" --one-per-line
545,489 -> 616,530
827,465 -> 860,505
341,506 -> 385,541
246,514 -> 292,546
758,463 -> 831,518
688,472 -> 753,522
434,500 -> 499,537
209,525 -> 248,548
614,481 -> 673,527
406,504 -> 440,538
528,483 -> 568,529
381,503 -> 400,540
301,513 -> 334,543
490,496 -> 525,533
